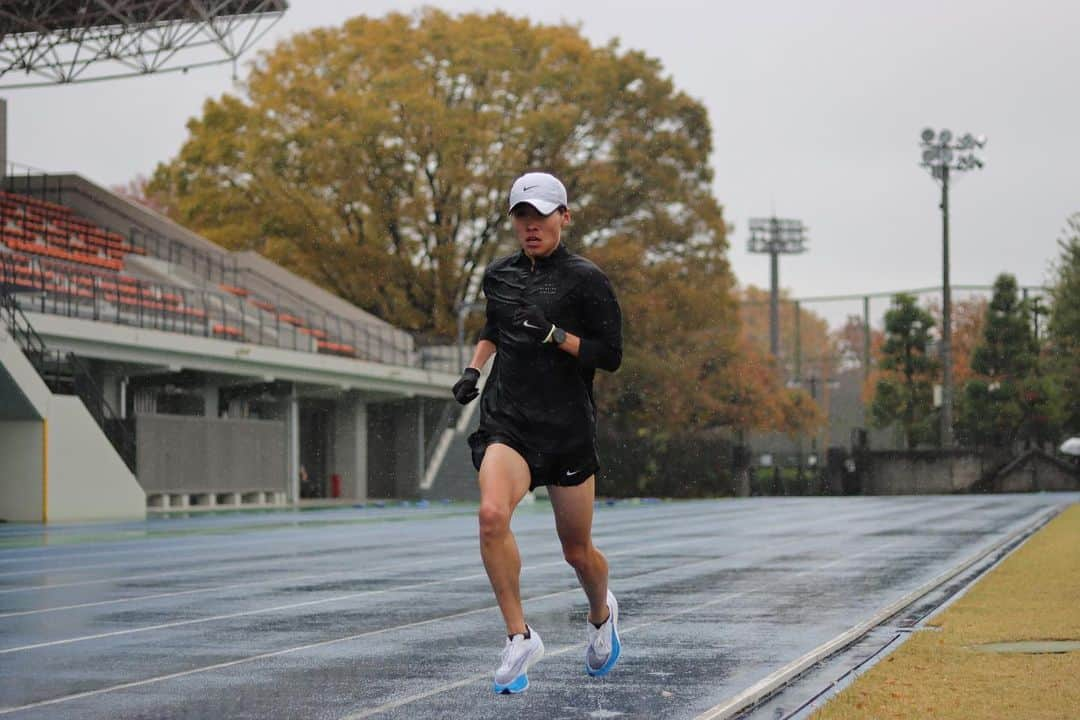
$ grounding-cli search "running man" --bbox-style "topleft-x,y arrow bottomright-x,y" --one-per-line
452,171 -> 624,694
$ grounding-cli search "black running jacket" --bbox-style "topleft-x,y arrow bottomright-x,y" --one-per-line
475,244 -> 622,455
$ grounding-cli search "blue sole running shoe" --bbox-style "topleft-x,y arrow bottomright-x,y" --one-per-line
586,590 -> 621,677
493,673 -> 530,694
493,626 -> 544,694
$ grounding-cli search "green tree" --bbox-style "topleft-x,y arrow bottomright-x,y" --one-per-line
957,274 -> 1046,449
970,274 -> 1037,379
1047,214 -> 1080,436
871,294 -> 938,449
150,9 -> 725,342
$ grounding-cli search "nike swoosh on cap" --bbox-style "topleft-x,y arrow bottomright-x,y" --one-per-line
522,185 -> 538,191
565,469 -> 579,476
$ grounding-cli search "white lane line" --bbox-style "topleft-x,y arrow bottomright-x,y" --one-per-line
0,500 -> 811,615
0,503 -> 740,580
0,509 -> 477,565
0,510 -> 498,572
0,526 -> 763,654
0,552 -> 466,619
337,502 -> 1066,719
0,504 -> 762,602
0,536 -> 480,595
0,528 -> 827,717
0,500 -> 930,650
0,501 -> 960,715
0,532 -> 456,578
0,546 -> 347,579
335,535 -> 916,719
691,505 -> 1063,720
0,530 -> 351,567
0,585 -> 574,718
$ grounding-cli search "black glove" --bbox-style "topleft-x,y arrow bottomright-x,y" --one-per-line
513,304 -> 555,343
452,367 -> 481,404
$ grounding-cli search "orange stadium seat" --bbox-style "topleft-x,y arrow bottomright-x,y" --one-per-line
249,298 -> 276,312
0,193 -> 131,271
316,340 -> 356,357
212,323 -> 244,339
1,193 -> 360,353
278,312 -> 306,327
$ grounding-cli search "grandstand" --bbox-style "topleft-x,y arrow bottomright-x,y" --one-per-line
0,167 -> 466,523
0,2 -> 492,525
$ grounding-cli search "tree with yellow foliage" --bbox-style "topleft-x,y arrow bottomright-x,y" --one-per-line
151,9 -> 724,342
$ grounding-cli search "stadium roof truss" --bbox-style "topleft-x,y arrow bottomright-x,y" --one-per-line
0,1 -> 288,89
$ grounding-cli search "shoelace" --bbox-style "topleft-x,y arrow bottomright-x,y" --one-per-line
500,640 -> 515,667
590,622 -> 610,654
501,634 -> 528,669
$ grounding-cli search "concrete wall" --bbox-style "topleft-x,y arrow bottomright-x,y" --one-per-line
332,394 -> 368,499
856,449 -> 1004,495
993,453 -> 1080,493
47,397 -> 145,522
394,399 -> 423,498
0,421 -> 44,523
135,414 -> 287,493
3,325 -> 144,522
366,403 -> 396,499
367,399 -> 423,499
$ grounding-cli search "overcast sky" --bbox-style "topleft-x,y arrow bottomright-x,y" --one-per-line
7,0 -> 1079,327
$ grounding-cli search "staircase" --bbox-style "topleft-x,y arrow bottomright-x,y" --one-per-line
0,264 -> 135,472
420,378 -> 485,502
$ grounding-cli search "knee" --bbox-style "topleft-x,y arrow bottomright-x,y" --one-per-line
478,503 -> 510,542
562,542 -> 592,571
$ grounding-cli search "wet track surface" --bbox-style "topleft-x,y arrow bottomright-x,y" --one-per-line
0,494 -> 1074,719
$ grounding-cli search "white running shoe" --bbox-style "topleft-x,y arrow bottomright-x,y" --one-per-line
493,626 -> 544,694
585,589 -> 621,677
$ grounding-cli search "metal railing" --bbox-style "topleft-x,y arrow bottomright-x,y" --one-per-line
130,227 -> 417,364
0,278 -> 137,472
0,251 -> 415,366
1,183 -> 417,366
3,164 -> 66,205
129,226 -> 242,287
126,226 -> 415,366
423,398 -> 462,472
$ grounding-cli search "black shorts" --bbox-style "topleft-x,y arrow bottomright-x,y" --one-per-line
468,432 -> 600,491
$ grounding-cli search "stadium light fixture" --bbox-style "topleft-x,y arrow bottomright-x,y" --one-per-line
919,126 -> 986,449
748,216 -> 808,359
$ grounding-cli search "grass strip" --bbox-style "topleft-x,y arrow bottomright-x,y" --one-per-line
813,502 -> 1080,720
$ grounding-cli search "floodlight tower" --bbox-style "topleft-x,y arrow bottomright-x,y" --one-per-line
748,217 -> 808,358
919,128 -> 986,448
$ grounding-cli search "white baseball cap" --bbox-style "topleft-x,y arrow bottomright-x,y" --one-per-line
508,172 -> 567,216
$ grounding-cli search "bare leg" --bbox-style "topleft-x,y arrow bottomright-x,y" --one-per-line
548,476 -> 610,625
477,443 -> 532,636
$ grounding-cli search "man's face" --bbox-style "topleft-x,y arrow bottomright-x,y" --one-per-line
511,203 -> 570,258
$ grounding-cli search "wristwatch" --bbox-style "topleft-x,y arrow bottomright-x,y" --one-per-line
551,327 -> 567,345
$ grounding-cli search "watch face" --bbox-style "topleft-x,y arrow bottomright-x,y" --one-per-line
553,328 -> 567,344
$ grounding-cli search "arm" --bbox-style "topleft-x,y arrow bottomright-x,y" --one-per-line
472,294 -> 498,370
468,338 -> 497,371
563,272 -> 622,372
452,336 -> 496,405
